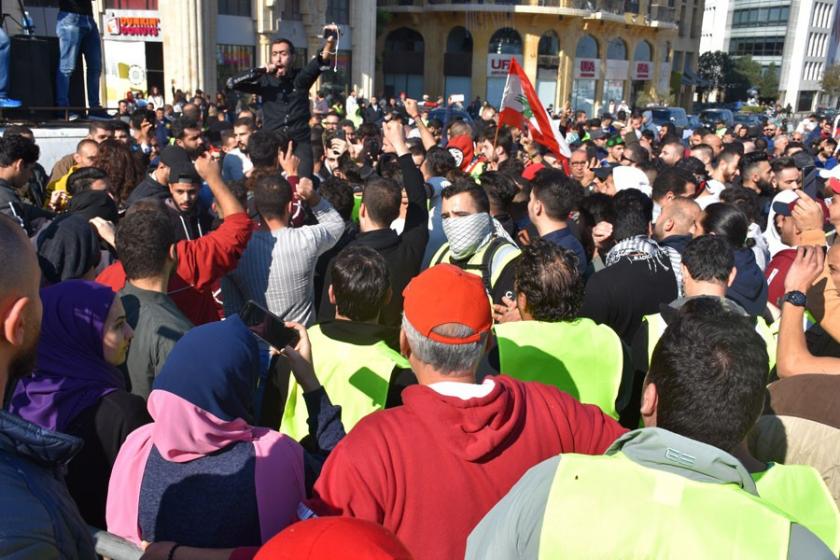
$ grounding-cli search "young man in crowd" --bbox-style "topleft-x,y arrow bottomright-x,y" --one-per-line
283,246 -> 414,439
171,116 -> 206,160
117,205 -> 193,399
653,196 -> 701,256
0,134 -> 52,235
165,157 -> 213,242
650,168 -> 697,224
773,157 -> 804,191
527,168 -> 588,272
126,145 -> 191,207
222,117 -> 255,181
310,264 -> 626,559
49,121 -> 113,183
658,136 -> 685,168
44,139 -> 99,204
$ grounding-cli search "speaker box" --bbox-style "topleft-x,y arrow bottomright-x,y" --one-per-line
7,35 -> 85,120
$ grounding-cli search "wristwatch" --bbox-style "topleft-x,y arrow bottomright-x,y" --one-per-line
782,290 -> 807,307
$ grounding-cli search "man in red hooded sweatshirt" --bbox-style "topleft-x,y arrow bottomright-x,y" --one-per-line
309,264 -> 627,559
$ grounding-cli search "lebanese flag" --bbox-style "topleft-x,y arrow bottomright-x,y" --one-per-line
498,58 -> 571,174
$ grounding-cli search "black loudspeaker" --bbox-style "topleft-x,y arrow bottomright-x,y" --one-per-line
7,35 -> 85,119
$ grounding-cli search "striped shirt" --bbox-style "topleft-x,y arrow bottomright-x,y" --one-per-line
222,199 -> 344,326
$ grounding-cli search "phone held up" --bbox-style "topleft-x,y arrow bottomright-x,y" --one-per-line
240,300 -> 300,350
323,27 -> 339,41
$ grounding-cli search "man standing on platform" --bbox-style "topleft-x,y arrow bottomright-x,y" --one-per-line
55,0 -> 102,114
227,24 -> 339,179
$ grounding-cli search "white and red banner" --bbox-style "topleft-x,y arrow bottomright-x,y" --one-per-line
498,57 -> 572,167
632,61 -> 652,80
574,57 -> 600,79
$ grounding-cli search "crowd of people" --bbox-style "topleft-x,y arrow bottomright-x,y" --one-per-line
2,28 -> 840,560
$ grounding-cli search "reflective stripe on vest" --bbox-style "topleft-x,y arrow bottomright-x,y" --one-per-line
539,453 -> 793,559
644,312 -> 778,371
753,463 -> 840,555
431,238 -> 521,294
495,319 -> 624,419
280,325 -> 409,440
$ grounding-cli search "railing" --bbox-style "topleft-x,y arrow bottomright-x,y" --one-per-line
649,4 -> 676,22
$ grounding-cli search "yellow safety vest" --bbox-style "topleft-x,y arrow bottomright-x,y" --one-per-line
644,311 -> 778,371
753,463 -> 840,555
539,453 -> 795,559
280,324 -> 410,440
431,236 -> 520,295
495,319 -> 624,419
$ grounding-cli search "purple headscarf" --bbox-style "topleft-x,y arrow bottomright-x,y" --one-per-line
10,280 -> 126,432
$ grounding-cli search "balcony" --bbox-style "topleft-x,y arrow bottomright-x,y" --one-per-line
649,4 -> 676,22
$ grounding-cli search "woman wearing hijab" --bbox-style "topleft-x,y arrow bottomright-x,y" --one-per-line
107,316 -> 344,549
9,280 -> 147,528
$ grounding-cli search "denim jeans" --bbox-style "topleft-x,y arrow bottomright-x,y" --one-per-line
0,26 -> 9,97
55,11 -> 102,108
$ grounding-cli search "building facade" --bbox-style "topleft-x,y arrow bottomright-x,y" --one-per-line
12,0 -> 375,107
700,0 -> 837,110
376,0 -> 683,116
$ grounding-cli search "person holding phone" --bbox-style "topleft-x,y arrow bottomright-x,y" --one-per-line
227,24 -> 340,180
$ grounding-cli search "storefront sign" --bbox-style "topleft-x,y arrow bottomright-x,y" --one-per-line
104,11 -> 161,42
605,59 -> 629,80
632,60 -> 652,80
574,58 -> 600,79
487,54 -> 524,78
104,40 -> 146,105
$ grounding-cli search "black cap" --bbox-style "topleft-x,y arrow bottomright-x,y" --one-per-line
159,145 -> 190,168
168,159 -> 201,185
590,129 -> 607,140
593,164 -> 617,180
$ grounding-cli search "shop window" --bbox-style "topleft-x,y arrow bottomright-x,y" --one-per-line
218,0 -> 251,17
216,44 -> 255,86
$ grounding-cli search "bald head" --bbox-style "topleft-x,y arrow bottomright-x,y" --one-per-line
702,134 -> 723,157
654,197 -> 701,241
0,214 -> 42,392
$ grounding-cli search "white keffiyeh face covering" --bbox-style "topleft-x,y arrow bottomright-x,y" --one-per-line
442,212 -> 493,260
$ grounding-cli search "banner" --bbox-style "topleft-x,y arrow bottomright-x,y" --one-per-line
104,40 -> 146,106
488,54 -> 524,78
574,58 -> 600,79
605,59 -> 629,80
103,10 -> 161,42
632,60 -> 652,80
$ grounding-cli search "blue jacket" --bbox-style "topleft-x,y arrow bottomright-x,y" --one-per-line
0,410 -> 96,559
728,247 -> 769,318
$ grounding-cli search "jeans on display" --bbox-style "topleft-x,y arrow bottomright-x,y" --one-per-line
55,11 -> 102,108
0,26 -> 9,97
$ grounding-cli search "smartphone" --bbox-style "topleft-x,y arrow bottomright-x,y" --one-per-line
323,28 -> 338,41
240,301 -> 300,349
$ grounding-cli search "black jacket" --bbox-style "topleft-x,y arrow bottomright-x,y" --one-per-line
318,153 -> 429,327
363,104 -> 384,125
0,179 -> 53,236
126,174 -> 169,208
165,198 -> 214,242
228,55 -> 328,143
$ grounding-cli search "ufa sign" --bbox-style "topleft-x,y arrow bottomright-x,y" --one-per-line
487,54 -> 524,78
632,61 -> 651,80
574,58 -> 600,79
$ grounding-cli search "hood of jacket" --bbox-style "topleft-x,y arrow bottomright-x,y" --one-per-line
0,410 -> 83,469
401,376 -> 526,463
727,247 -> 769,317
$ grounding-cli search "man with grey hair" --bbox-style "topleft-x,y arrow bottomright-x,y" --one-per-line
310,263 -> 626,559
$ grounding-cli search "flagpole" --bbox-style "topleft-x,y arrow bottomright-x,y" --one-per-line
493,62 -> 512,163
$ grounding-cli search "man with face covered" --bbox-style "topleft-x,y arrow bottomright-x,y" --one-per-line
0,214 -> 96,558
228,26 -> 339,179
429,178 -> 521,305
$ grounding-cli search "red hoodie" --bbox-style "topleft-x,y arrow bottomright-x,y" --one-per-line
97,212 -> 253,325
311,375 -> 626,559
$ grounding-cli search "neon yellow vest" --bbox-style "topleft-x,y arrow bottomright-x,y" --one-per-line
431,237 -> 520,293
495,319 -> 623,419
644,312 -> 778,371
539,453 -> 794,559
753,463 -> 840,555
280,325 -> 410,440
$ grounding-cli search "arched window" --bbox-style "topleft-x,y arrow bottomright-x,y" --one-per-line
634,40 -> 653,61
445,27 -> 473,100
489,28 -> 523,55
575,34 -> 599,58
383,28 -> 425,99
537,31 -> 560,109
607,38 -> 627,60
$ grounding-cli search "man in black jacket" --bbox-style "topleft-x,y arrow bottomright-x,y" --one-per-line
318,120 -> 429,327
227,25 -> 338,180
0,135 -> 52,236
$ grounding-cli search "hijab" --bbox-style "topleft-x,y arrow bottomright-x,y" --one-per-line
10,280 -> 124,432
107,316 -> 304,545
36,214 -> 101,285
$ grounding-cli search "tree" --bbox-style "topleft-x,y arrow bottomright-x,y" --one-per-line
698,51 -> 734,101
758,63 -> 780,101
824,64 -> 840,99
728,55 -> 761,100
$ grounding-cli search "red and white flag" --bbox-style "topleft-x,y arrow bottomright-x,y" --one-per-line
498,58 -> 571,170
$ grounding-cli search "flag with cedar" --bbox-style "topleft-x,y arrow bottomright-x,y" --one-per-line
498,58 -> 571,174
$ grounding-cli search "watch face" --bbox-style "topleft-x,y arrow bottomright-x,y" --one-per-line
785,291 -> 807,306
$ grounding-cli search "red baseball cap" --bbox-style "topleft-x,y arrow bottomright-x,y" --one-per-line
255,518 -> 413,560
402,264 -> 492,344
